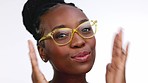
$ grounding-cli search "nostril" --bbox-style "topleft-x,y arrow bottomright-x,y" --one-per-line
75,43 -> 85,48
80,42 -> 85,47
71,40 -> 85,48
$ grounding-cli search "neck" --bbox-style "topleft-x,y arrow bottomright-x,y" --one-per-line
51,70 -> 87,83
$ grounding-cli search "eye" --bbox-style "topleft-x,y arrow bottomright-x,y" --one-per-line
54,32 -> 69,40
81,27 -> 92,33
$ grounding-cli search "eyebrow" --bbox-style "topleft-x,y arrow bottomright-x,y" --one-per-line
52,25 -> 66,31
52,19 -> 89,31
78,19 -> 88,25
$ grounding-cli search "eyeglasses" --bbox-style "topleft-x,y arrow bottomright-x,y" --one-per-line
39,20 -> 97,46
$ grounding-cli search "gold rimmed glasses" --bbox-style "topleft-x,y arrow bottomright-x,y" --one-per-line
39,20 -> 97,46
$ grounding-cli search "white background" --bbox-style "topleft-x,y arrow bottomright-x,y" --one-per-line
0,0 -> 148,83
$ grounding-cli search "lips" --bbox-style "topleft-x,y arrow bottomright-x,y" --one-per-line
71,51 -> 91,63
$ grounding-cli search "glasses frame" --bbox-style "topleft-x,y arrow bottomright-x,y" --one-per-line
39,20 -> 98,46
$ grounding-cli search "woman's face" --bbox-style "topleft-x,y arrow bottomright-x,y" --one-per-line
39,4 -> 96,75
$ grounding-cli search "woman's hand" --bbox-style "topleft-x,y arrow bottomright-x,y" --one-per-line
28,40 -> 48,83
106,29 -> 129,83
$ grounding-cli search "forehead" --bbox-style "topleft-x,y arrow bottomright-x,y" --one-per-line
40,4 -> 88,32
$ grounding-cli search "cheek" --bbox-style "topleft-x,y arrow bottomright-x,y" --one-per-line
92,37 -> 96,57
45,42 -> 68,59
90,37 -> 96,70
93,37 -> 96,47
44,42 -> 70,71
87,37 -> 96,50
87,37 -> 96,60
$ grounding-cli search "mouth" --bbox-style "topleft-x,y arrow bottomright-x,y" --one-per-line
71,51 -> 91,63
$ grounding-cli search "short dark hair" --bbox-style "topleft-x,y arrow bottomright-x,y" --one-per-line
22,0 -> 78,41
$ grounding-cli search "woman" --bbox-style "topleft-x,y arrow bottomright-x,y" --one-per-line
22,0 -> 129,83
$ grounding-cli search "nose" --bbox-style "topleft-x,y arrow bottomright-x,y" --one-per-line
70,33 -> 85,48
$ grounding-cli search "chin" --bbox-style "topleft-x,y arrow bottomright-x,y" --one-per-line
73,59 -> 95,75
79,54 -> 95,74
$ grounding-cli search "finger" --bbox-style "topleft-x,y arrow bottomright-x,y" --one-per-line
121,42 -> 129,63
120,42 -> 130,62
125,43 -> 129,57
28,40 -> 39,70
115,29 -> 123,50
118,29 -> 122,48
112,33 -> 118,57
28,40 -> 48,83
116,29 -> 123,56
112,29 -> 123,57
112,30 -> 126,70
28,40 -> 42,75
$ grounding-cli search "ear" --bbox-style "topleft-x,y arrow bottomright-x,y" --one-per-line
37,43 -> 48,62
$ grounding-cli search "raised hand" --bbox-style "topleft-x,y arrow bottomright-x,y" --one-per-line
106,29 -> 129,83
28,40 -> 48,83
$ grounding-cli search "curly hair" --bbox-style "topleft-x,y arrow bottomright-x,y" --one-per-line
22,0 -> 78,41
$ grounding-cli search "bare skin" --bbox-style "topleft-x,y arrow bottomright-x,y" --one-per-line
28,29 -> 129,83
28,40 -> 48,83
106,29 -> 129,83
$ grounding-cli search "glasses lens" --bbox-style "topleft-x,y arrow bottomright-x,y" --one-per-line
77,21 -> 96,38
53,28 -> 72,44
51,20 -> 97,45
